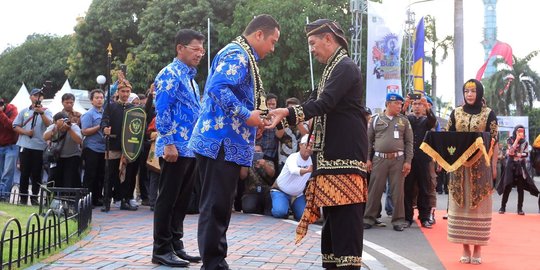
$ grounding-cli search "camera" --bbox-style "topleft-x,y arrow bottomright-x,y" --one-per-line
253,152 -> 264,162
34,99 -> 42,106
63,118 -> 72,126
410,93 -> 422,100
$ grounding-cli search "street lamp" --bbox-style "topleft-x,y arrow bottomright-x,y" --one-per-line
96,75 -> 106,90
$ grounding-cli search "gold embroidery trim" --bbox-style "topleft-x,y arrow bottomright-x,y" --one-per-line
291,105 -> 305,124
311,48 -> 348,152
232,36 -> 267,115
316,152 -> 367,172
322,253 -> 362,267
419,137 -> 493,172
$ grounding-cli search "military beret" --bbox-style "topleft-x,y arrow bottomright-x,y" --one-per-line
386,92 -> 404,102
425,95 -> 433,105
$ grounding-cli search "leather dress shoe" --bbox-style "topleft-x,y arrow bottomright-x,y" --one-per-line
363,223 -> 373,229
393,225 -> 404,231
421,221 -> 433,229
175,249 -> 201,263
120,200 -> 138,211
152,251 -> 189,267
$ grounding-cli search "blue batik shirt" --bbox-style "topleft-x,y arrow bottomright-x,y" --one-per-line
155,58 -> 201,158
188,42 -> 258,167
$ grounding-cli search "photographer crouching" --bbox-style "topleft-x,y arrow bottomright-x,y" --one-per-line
43,112 -> 83,188
13,88 -> 53,205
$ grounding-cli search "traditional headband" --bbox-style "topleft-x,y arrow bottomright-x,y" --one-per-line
117,70 -> 132,90
464,81 -> 476,89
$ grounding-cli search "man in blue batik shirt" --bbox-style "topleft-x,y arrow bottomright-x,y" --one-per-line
188,15 -> 280,270
151,29 -> 204,268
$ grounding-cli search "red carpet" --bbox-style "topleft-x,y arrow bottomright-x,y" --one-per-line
421,210 -> 540,270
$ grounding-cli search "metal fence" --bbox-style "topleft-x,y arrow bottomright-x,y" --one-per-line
0,188 -> 92,269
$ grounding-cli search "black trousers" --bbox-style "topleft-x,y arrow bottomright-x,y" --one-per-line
122,160 -> 139,200
321,203 -> 364,269
501,174 -> 525,210
82,148 -> 105,205
197,147 -> 240,270
138,141 -> 150,201
153,157 -> 197,255
50,155 -> 81,188
242,191 -> 271,215
104,158 -> 121,202
19,148 -> 43,204
404,158 -> 431,222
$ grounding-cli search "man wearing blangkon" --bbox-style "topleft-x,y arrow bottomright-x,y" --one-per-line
268,19 -> 368,269
188,15 -> 280,270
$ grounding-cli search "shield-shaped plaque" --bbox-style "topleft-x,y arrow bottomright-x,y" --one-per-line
121,107 -> 147,163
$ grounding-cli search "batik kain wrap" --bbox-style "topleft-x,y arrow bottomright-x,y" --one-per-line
295,174 -> 367,244
232,36 -> 268,116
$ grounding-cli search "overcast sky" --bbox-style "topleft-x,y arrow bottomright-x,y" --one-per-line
1,0 -> 538,104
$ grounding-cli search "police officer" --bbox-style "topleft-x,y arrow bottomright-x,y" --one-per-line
364,93 -> 413,231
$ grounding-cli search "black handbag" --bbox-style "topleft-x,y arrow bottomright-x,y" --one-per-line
43,132 -> 67,164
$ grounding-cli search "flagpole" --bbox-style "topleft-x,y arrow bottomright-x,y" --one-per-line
306,17 -> 315,91
207,18 -> 211,72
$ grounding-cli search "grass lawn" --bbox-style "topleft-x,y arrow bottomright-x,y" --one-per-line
0,203 -> 89,269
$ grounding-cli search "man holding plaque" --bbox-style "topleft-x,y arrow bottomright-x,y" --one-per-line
188,15 -> 280,270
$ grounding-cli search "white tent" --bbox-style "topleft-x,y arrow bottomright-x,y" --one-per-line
48,80 -> 88,114
9,83 -> 30,111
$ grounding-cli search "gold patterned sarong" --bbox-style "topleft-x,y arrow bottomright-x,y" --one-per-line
295,174 -> 367,244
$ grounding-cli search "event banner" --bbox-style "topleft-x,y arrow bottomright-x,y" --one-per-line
366,0 -> 406,114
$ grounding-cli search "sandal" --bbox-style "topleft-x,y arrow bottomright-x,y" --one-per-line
471,257 -> 482,265
459,256 -> 471,264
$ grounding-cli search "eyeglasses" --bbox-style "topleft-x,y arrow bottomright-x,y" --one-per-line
183,45 -> 206,56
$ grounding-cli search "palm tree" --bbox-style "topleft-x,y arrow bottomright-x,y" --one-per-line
485,50 -> 540,116
424,15 -> 453,110
454,0 -> 464,107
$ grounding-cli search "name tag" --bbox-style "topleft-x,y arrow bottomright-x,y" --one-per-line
394,130 -> 399,139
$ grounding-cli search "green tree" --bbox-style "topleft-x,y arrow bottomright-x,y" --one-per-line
67,0 -> 147,91
129,0 -> 219,92
424,15 -> 453,106
0,34 -> 71,101
485,51 -> 540,116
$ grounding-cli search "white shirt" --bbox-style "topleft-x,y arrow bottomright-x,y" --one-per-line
275,152 -> 312,196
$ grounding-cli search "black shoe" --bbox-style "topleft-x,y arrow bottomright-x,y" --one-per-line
374,219 -> 386,227
141,199 -> 151,206
421,221 -> 433,229
518,209 -> 525,215
120,200 -> 138,211
363,223 -> 373,229
393,225 -> 404,231
498,207 -> 505,214
175,249 -> 201,263
429,210 -> 436,225
152,252 -> 189,267
403,220 -> 413,228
